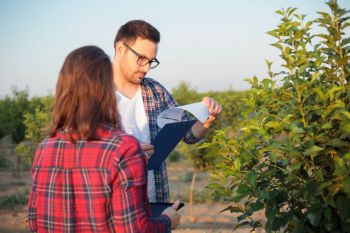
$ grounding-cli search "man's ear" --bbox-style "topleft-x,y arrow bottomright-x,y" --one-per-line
115,42 -> 124,56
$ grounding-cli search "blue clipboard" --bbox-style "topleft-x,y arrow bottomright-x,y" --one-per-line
150,202 -> 185,216
148,120 -> 196,170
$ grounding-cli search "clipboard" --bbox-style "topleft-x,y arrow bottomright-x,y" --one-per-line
147,120 -> 196,170
150,202 -> 185,217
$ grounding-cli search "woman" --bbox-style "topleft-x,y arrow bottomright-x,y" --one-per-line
27,46 -> 180,232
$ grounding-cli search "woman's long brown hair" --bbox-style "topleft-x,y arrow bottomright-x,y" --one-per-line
48,46 -> 119,140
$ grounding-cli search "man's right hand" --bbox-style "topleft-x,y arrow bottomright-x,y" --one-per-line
140,143 -> 154,160
161,201 -> 181,229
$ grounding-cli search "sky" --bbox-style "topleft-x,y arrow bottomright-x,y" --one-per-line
1,0 -> 349,98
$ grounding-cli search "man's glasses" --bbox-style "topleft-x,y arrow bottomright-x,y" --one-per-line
123,43 -> 160,69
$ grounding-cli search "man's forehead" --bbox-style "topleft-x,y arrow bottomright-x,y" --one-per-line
132,39 -> 158,57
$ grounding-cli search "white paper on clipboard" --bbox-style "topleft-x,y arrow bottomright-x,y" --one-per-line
157,102 -> 209,128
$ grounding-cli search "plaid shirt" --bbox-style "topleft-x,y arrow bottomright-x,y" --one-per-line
141,78 -> 200,202
27,123 -> 171,233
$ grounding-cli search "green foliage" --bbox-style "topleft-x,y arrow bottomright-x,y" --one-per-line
194,187 -> 223,203
207,1 -> 350,232
0,89 -> 53,169
168,150 -> 183,162
0,87 -> 30,143
0,190 -> 29,209
25,95 -> 53,144
171,81 -> 201,105
0,153 -> 12,171
184,171 -> 194,182
15,95 -> 53,161
172,81 -> 248,172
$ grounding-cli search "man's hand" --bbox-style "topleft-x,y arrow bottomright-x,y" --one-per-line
140,143 -> 154,160
162,200 -> 181,229
202,97 -> 222,129
190,97 -> 222,139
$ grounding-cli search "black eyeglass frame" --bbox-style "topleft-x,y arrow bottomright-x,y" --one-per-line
123,42 -> 160,69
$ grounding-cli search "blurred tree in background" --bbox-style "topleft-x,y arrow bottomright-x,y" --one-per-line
0,87 -> 30,177
0,88 -> 53,177
15,94 -> 53,167
0,87 -> 30,144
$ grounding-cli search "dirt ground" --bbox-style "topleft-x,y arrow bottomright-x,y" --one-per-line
0,161 -> 266,233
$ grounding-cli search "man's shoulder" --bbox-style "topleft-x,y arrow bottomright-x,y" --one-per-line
142,77 -> 168,92
142,77 -> 177,107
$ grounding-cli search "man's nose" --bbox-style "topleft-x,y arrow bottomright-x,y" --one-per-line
139,63 -> 150,73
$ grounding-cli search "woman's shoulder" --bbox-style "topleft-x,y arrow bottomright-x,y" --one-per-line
111,129 -> 139,145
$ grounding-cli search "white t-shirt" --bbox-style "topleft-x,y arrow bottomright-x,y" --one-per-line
116,87 -> 156,201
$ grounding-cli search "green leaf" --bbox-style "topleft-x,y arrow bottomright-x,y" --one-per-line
248,201 -> 264,212
317,11 -> 331,20
270,43 -> 283,51
275,9 -> 283,16
341,122 -> 350,133
342,22 -> 350,29
341,177 -> 350,195
267,30 -> 280,39
265,207 -> 277,225
287,8 -> 297,18
344,152 -> 350,160
237,213 -> 251,222
340,16 -> 350,24
265,60 -> 273,71
305,21 -> 313,29
337,196 -> 350,221
342,38 -> 350,46
311,72 -> 321,83
247,171 -> 257,189
319,181 -> 332,192
315,170 -> 324,181
233,185 -> 251,202
290,124 -> 305,135
330,138 -> 349,148
233,221 -> 250,230
290,160 -> 302,171
334,157 -> 347,176
305,145 -> 324,155
307,209 -> 322,226
321,122 -> 332,129
341,111 -> 350,120
220,205 -> 242,213
323,208 -> 332,221
265,121 -> 280,129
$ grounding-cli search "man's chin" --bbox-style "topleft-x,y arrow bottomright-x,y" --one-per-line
136,76 -> 145,83
130,77 -> 143,85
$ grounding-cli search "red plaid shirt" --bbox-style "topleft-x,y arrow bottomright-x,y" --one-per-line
27,123 -> 171,233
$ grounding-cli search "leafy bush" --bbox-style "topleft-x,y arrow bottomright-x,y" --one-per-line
206,1 -> 350,232
15,94 -> 53,162
0,153 -> 12,171
0,190 -> 29,209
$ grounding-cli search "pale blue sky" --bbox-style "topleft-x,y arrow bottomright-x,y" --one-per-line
1,0 -> 349,97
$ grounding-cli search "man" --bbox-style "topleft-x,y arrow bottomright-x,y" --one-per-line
112,20 -> 222,202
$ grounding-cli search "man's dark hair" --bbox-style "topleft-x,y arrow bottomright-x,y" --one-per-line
114,20 -> 160,47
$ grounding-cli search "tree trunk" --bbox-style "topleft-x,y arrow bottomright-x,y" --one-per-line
189,171 -> 197,222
